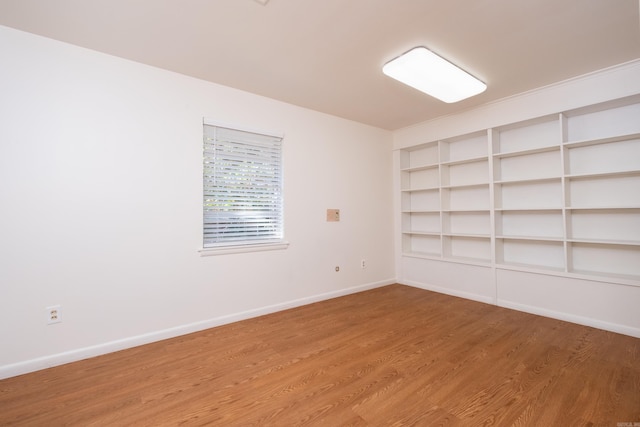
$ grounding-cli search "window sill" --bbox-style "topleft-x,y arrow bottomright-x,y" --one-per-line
199,241 -> 289,256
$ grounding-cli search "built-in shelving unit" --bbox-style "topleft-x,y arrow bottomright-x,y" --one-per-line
401,130 -> 492,265
399,95 -> 640,284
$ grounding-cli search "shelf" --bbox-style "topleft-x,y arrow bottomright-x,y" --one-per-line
440,155 -> 488,166
442,208 -> 491,213
493,144 -> 559,159
494,176 -> 561,185
443,211 -> 490,236
442,185 -> 490,211
495,210 -> 563,240
443,232 -> 491,238
441,182 -> 490,189
495,207 -> 562,212
563,131 -> 640,148
444,235 -> 492,263
402,234 -> 441,256
497,235 -> 563,242
403,211 -> 441,236
401,185 -> 440,192
402,251 -> 442,260
402,142 -> 439,170
567,173 -> 640,208
566,205 -> 640,210
495,179 -> 562,211
567,208 -> 640,243
564,100 -> 640,142
565,169 -> 640,180
569,242 -> 640,279
439,131 -> 488,163
403,231 -> 441,237
496,239 -> 565,270
401,163 -> 439,173
402,209 -> 441,213
493,115 -> 559,155
567,238 -> 640,246
494,149 -> 561,182
441,159 -> 489,187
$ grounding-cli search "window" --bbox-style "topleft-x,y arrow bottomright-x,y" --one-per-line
202,121 -> 286,253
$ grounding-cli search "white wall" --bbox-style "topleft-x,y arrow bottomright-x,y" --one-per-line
0,25 -> 395,378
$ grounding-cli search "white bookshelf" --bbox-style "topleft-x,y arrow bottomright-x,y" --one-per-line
399,95 -> 640,284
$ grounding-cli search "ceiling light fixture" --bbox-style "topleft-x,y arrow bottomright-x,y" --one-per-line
383,47 -> 486,103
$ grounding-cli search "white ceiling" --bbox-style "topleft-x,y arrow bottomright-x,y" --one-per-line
1,0 -> 639,130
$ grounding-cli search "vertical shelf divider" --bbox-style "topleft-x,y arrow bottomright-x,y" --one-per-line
488,128 -> 498,303
559,112 -> 570,273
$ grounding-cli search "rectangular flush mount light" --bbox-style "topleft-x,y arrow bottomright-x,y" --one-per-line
383,47 -> 486,103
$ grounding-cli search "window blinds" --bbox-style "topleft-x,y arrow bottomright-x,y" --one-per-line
203,124 -> 284,248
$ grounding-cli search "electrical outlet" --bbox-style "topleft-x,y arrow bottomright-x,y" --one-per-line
46,305 -> 62,325
361,259 -> 366,269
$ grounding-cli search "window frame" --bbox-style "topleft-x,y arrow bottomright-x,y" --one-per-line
200,119 -> 288,256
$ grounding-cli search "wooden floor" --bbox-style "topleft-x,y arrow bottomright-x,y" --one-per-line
1,284 -> 639,426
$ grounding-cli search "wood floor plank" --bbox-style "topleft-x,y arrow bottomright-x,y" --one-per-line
1,284 -> 638,426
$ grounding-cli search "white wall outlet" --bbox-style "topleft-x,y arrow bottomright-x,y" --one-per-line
361,259 -> 366,269
46,305 -> 62,325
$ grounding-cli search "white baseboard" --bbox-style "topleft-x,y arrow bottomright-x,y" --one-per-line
400,279 -> 495,305
0,279 -> 395,380
497,300 -> 640,339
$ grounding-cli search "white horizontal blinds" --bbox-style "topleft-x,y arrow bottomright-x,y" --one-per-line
203,124 -> 283,247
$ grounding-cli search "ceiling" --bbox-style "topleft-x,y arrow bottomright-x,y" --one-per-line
0,0 -> 639,130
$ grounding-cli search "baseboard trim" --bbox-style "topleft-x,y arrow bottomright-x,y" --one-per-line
0,279 -> 395,380
400,279 -> 495,305
497,300 -> 640,339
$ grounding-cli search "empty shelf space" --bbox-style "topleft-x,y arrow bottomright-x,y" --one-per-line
563,131 -> 640,148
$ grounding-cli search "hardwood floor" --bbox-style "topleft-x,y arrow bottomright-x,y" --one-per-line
1,284 -> 639,426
